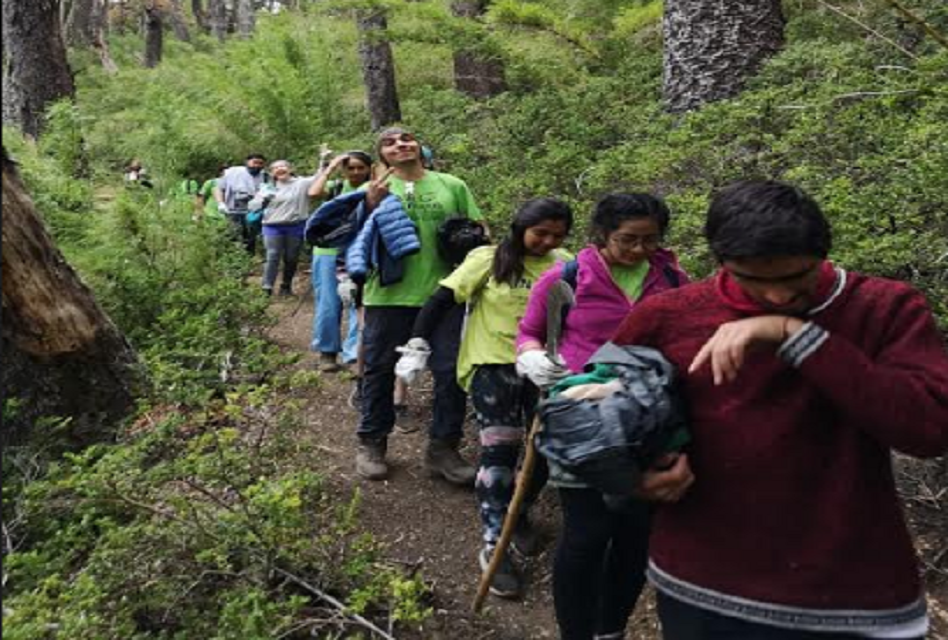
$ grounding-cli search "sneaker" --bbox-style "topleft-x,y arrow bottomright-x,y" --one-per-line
425,438 -> 476,486
355,439 -> 388,480
478,546 -> 522,599
318,353 -> 342,373
511,517 -> 541,558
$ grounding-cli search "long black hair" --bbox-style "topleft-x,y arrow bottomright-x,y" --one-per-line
492,198 -> 573,286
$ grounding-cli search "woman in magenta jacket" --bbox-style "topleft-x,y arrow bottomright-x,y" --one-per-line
516,193 -> 689,640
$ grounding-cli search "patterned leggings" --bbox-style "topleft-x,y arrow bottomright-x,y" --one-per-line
471,364 -> 548,546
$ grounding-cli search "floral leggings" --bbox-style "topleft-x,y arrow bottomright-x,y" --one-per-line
471,364 -> 548,546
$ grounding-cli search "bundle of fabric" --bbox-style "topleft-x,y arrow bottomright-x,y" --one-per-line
536,342 -> 690,496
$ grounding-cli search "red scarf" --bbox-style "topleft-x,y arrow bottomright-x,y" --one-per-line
714,260 -> 839,315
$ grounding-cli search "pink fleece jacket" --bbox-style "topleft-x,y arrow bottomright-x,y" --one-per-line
517,246 -> 689,372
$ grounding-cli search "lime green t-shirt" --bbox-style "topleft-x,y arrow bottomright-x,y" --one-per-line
200,178 -> 223,220
364,171 -> 483,307
312,179 -> 363,256
442,245 -> 572,391
609,261 -> 650,301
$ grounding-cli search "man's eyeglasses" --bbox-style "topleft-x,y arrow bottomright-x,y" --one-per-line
609,234 -> 662,250
380,133 -> 416,148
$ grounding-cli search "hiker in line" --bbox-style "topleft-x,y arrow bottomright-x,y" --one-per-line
354,126 -> 484,485
247,159 -> 321,296
307,150 -> 373,371
197,164 -> 228,222
618,180 -> 948,640
516,193 -> 688,640
397,198 -> 573,598
215,153 -> 270,255
124,158 -> 153,188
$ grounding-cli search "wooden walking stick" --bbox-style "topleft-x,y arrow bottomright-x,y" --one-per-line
473,279 -> 575,613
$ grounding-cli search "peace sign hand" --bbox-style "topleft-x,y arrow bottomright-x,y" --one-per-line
366,166 -> 394,211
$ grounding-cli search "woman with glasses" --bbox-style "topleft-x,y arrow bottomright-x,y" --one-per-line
516,193 -> 689,640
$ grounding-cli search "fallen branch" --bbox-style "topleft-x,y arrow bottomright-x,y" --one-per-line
817,0 -> 918,60
883,0 -> 948,51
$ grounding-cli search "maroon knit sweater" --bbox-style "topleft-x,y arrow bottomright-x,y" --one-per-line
613,270 -> 948,631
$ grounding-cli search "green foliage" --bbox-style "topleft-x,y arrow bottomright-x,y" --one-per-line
2,390 -> 430,638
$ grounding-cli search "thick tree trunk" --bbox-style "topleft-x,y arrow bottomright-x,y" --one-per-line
191,0 -> 208,32
451,0 -> 506,100
168,0 -> 191,42
1,150 -> 143,447
91,0 -> 118,73
65,0 -> 96,46
208,0 -> 228,41
358,9 -> 401,131
663,0 -> 785,113
2,0 -> 76,138
235,0 -> 255,37
143,4 -> 164,68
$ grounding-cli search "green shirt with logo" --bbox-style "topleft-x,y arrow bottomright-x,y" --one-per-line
364,171 -> 482,307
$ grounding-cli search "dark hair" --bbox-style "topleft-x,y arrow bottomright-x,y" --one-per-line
342,151 -> 372,168
705,180 -> 832,260
492,198 -> 573,286
246,153 -> 267,162
590,193 -> 670,245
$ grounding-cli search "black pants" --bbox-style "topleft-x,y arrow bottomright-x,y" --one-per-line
554,488 -> 651,640
357,305 -> 466,442
227,212 -> 257,255
656,593 -> 925,640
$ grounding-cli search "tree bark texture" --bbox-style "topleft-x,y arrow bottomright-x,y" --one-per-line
2,0 -> 76,138
662,0 -> 785,113
143,3 -> 164,67
65,0 -> 96,46
451,0 -> 506,100
358,9 -> 401,131
208,0 -> 228,41
168,0 -> 191,41
235,0 -> 255,37
191,0 -> 208,32
1,150 -> 143,446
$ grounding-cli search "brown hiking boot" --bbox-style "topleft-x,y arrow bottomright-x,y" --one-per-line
425,438 -> 476,486
318,352 -> 341,373
356,439 -> 388,480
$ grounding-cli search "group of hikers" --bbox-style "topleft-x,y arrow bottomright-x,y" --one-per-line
204,126 -> 947,640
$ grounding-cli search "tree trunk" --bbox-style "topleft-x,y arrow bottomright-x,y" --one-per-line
235,0 -> 255,37
143,3 -> 164,68
358,8 -> 401,131
208,0 -> 227,41
168,0 -> 191,42
65,0 -> 96,46
662,0 -> 785,113
2,0 -> 76,138
451,0 -> 506,99
191,0 -> 208,32
91,0 -> 118,73
1,149 -> 143,447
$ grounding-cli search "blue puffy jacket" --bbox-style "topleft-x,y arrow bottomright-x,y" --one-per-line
304,190 -> 367,250
345,194 -> 421,286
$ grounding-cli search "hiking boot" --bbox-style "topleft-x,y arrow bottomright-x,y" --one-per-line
355,438 -> 388,481
318,353 -> 341,373
511,517 -> 541,558
278,286 -> 293,297
393,404 -> 419,434
478,546 -> 522,599
425,438 -> 476,486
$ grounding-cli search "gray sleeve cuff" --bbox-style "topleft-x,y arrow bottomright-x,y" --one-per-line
777,321 -> 829,368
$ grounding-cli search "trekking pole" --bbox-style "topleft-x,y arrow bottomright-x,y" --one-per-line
472,413 -> 542,613
473,279 -> 574,613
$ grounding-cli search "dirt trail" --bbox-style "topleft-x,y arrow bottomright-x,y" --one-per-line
265,289 -> 663,640
265,287 -> 946,640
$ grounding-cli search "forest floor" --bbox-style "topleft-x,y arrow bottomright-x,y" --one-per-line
263,280 -> 948,640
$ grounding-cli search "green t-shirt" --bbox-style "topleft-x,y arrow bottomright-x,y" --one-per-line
313,179 -> 363,257
364,171 -> 482,307
442,245 -> 572,391
609,260 -> 649,301
200,178 -> 221,219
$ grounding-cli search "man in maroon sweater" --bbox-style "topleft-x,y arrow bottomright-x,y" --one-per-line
615,180 -> 948,639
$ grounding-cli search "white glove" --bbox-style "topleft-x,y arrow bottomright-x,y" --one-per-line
516,349 -> 569,388
217,202 -> 229,215
395,338 -> 431,385
337,275 -> 357,306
